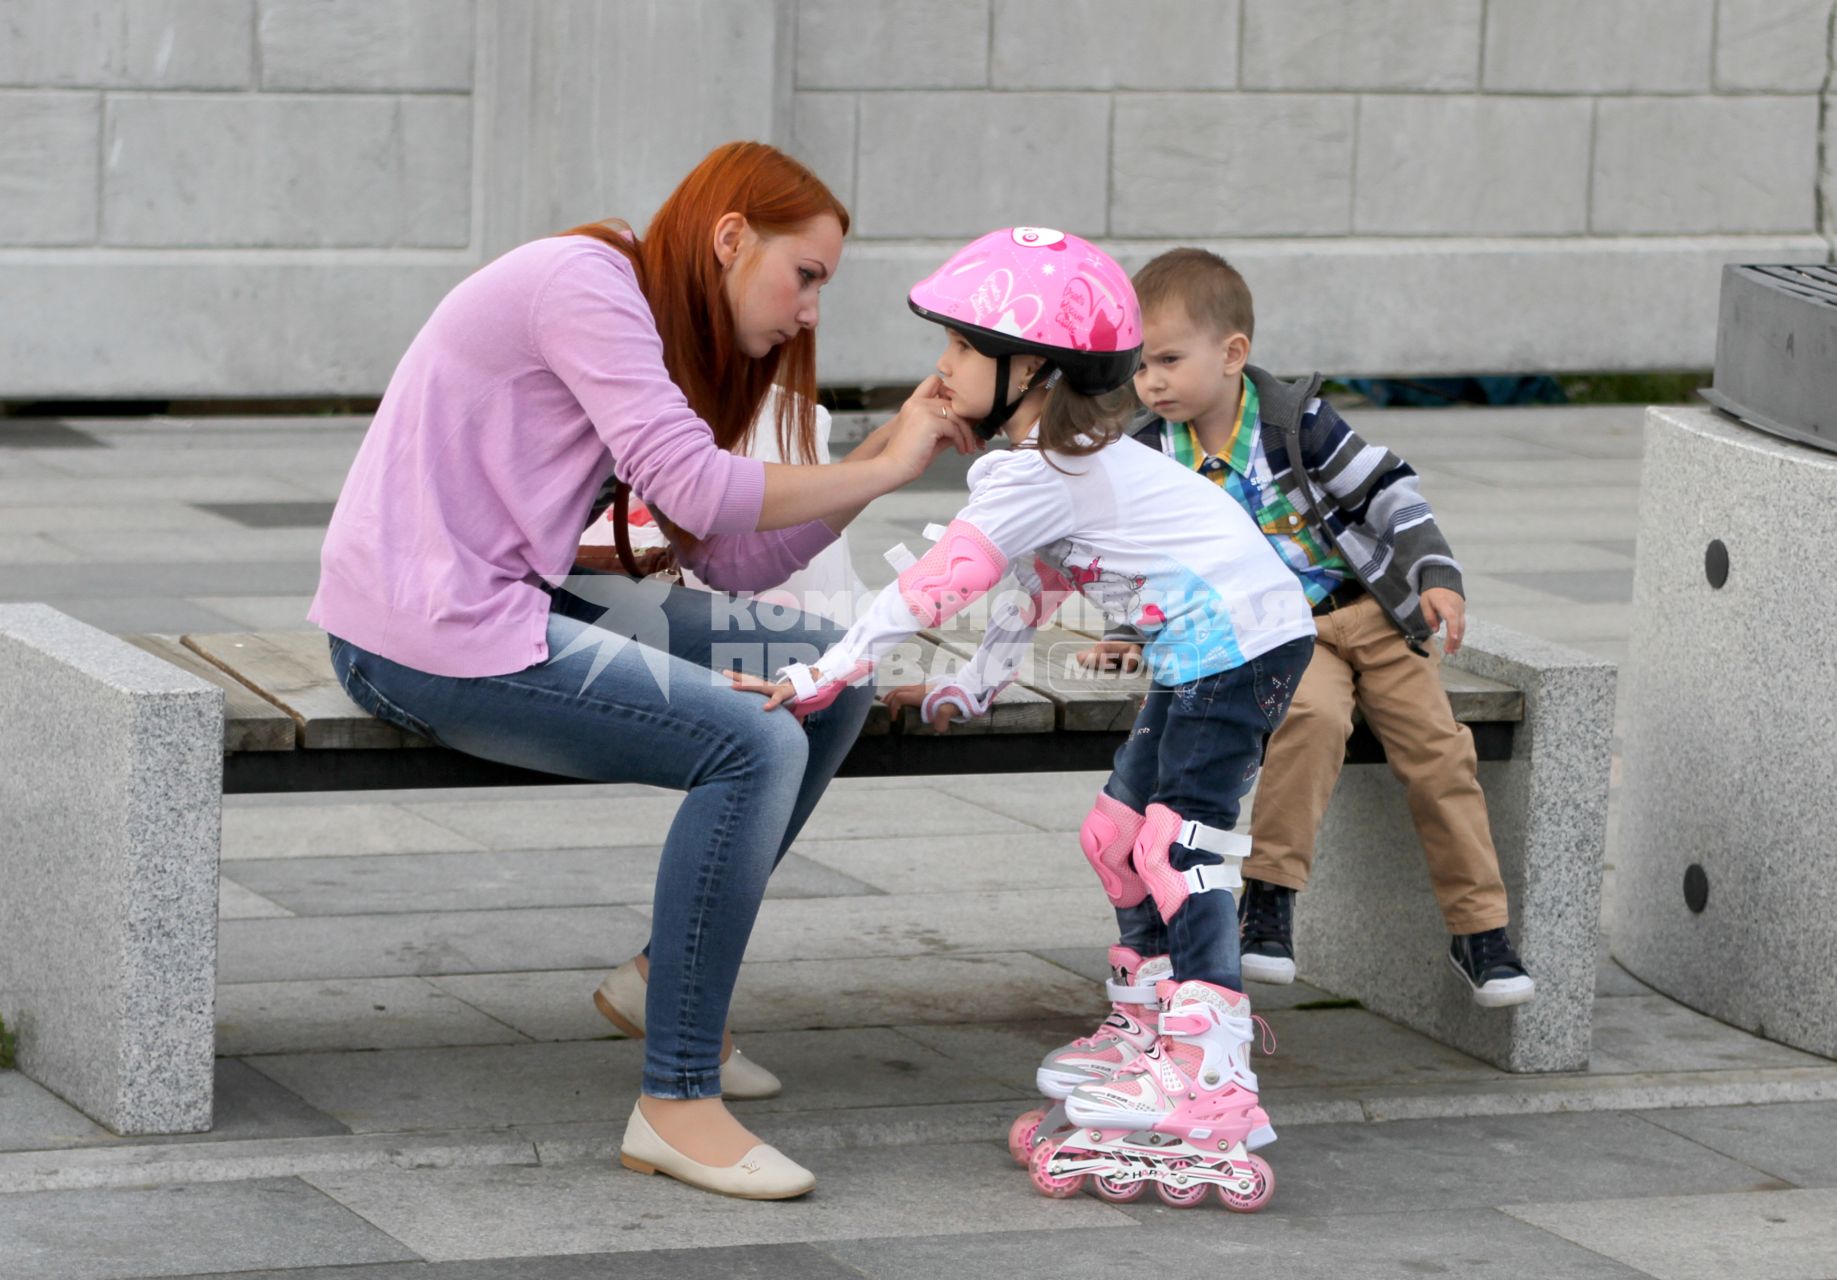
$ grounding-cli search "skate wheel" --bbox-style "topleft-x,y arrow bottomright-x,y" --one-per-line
1153,1176 -> 1210,1208
1092,1172 -> 1146,1203
1029,1139 -> 1085,1199
1218,1153 -> 1275,1213
1007,1108 -> 1047,1167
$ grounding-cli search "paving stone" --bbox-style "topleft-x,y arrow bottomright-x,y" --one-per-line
227,847 -> 875,916
216,906 -> 654,983
1596,954 -> 1656,999
0,1071 -> 111,1150
1,1177 -> 418,1279
819,1207 -> 1652,1278
1241,0 -> 1480,90
1588,997 -> 1829,1075
402,785 -> 1032,851
247,1027 -> 1022,1134
157,1245 -> 868,1280
303,1143 -> 1127,1260
790,829 -> 1091,894
1504,1186 -> 1837,1280
1029,945 -> 1342,1012
1177,1111 -> 1785,1219
994,0 -> 1239,89
187,593 -> 319,630
1255,1008 -> 1502,1090
0,502 -> 243,534
218,877 -> 295,920
217,977 -> 530,1056
221,803 -> 486,861
922,770 -> 1111,831
1112,94 -> 1356,237
0,91 -> 100,244
1491,570 -> 1634,605
431,952 -> 1102,1042
696,888 -> 1118,962
1636,1101 -> 1837,1188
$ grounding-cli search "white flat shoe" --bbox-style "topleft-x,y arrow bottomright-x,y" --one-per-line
618,1101 -> 814,1200
593,959 -> 783,1100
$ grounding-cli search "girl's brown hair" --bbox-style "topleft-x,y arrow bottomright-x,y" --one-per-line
564,141 -> 850,464
1028,378 -> 1138,463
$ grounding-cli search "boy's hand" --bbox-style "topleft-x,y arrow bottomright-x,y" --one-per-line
1420,587 -> 1466,654
882,682 -> 958,733
1075,640 -> 1145,673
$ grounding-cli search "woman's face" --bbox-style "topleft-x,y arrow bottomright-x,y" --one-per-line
719,213 -> 845,359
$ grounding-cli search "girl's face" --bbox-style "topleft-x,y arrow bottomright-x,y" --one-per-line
933,329 -> 1000,419
719,213 -> 845,359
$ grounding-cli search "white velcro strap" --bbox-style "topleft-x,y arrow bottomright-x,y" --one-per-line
922,522 -> 949,541
1181,861 -> 1243,897
884,542 -> 917,572
1105,978 -> 1161,1005
779,663 -> 819,699
1178,819 -> 1251,861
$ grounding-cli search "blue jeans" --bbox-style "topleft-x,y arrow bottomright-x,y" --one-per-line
1104,635 -> 1314,990
328,575 -> 874,1099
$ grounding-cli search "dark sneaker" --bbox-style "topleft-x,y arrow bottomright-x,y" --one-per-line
1238,878 -> 1297,985
1448,928 -> 1536,1008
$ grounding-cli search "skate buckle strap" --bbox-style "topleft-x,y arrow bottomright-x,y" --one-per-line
1160,1010 -> 1213,1036
1104,978 -> 1161,1005
923,523 -> 949,541
1180,860 -> 1242,897
781,662 -> 819,699
1178,820 -> 1251,861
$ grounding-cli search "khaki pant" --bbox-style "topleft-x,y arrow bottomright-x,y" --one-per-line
1246,595 -> 1509,934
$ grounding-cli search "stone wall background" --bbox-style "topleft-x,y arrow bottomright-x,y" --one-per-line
1,0 -> 1831,398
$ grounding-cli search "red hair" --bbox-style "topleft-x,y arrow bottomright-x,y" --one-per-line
565,141 -> 849,464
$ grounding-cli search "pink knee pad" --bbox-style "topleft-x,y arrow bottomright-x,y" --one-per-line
898,520 -> 1007,627
1081,793 -> 1148,908
1134,803 -> 1191,925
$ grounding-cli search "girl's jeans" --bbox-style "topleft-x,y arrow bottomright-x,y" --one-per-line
1103,635 -> 1315,990
328,576 -> 873,1099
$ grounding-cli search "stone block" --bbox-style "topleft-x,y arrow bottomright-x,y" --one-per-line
796,0 -> 988,89
0,255 -> 465,398
103,93 -> 472,248
0,91 -> 99,244
806,233 -> 1828,386
0,0 -> 253,89
1111,94 -> 1355,237
854,91 -> 1110,237
258,0 -> 474,91
1483,0 -> 1713,92
1242,0 -> 1481,91
1591,96 -> 1819,234
993,0 -> 1237,89
1295,622 -> 1615,1071
0,604 -> 222,1133
1355,95 -> 1591,234
1715,0 -> 1833,91
1614,406 -> 1837,1060
789,91 -> 856,208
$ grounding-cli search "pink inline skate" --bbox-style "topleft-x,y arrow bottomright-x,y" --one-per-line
1007,946 -> 1171,1165
1029,979 -> 1277,1211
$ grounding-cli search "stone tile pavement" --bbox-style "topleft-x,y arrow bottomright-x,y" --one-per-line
4,406 -> 1836,1279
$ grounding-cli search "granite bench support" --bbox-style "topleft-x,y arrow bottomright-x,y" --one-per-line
0,604 -> 223,1135
1297,621 -> 1617,1072
0,605 -> 1600,1134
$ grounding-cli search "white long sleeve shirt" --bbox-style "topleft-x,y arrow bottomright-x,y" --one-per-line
805,432 -> 1313,706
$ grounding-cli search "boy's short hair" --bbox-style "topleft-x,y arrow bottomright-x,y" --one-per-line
1133,248 -> 1255,343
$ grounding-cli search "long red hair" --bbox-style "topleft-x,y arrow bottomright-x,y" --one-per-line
565,141 -> 849,464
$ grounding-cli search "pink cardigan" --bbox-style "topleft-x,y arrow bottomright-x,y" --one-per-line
309,236 -> 836,677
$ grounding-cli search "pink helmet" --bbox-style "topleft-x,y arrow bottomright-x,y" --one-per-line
908,227 -> 1143,397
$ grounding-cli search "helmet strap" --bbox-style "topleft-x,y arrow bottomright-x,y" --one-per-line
974,355 -> 1055,441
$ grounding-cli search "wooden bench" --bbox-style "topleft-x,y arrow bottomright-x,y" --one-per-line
0,604 -> 1611,1137
129,626 -> 1525,794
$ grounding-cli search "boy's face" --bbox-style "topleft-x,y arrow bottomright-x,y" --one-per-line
1134,304 -> 1249,426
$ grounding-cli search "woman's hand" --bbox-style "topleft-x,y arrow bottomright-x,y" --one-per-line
879,375 -> 980,484
724,668 -> 800,713
574,543 -> 676,577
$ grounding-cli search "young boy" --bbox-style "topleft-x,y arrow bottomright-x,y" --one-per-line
1085,248 -> 1533,1008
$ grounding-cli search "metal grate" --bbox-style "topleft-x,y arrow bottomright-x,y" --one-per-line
1704,263 -> 1837,455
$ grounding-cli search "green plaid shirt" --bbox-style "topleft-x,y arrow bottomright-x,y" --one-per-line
1168,379 -> 1348,605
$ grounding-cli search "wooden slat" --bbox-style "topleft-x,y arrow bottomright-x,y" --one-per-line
124,634 -> 297,753
181,632 -> 432,750
928,625 -> 1147,732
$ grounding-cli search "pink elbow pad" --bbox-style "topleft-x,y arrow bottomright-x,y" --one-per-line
898,520 -> 1007,627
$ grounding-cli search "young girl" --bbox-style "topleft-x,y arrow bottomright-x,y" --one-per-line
737,228 -> 1315,1209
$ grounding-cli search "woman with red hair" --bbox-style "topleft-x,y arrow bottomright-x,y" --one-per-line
309,142 -> 974,1199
